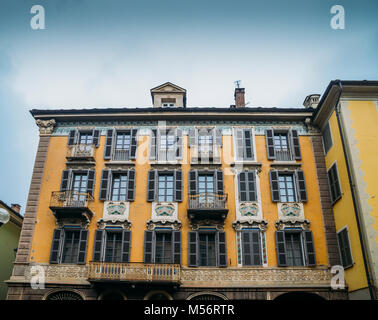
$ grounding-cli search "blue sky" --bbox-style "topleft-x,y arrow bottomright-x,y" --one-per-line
0,0 -> 377,214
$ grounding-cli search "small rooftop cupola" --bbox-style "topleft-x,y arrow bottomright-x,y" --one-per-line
303,94 -> 321,109
150,82 -> 187,108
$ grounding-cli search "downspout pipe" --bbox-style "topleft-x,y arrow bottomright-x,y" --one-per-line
334,80 -> 376,300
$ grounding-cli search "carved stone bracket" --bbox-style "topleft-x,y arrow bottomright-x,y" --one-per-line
304,117 -> 320,135
275,219 -> 310,230
230,162 -> 263,175
97,219 -> 131,230
190,220 -> 225,231
146,219 -> 182,230
36,119 -> 56,135
232,219 -> 268,232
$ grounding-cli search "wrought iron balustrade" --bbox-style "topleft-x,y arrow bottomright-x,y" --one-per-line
188,193 -> 227,210
50,191 -> 94,209
275,149 -> 292,161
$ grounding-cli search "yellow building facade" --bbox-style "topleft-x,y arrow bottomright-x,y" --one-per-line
313,80 -> 378,300
7,83 -> 347,300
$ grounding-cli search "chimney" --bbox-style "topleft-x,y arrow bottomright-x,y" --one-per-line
234,88 -> 245,108
303,94 -> 321,109
11,204 -> 21,214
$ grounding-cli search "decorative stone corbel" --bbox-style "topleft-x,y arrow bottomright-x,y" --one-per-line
36,119 -> 56,136
97,219 -> 131,230
232,219 -> 268,232
275,219 -> 310,230
146,219 -> 182,231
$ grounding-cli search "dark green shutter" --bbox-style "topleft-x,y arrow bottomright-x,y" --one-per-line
247,171 -> 257,202
275,231 -> 287,266
93,230 -> 105,262
149,129 -> 157,160
217,231 -> 227,267
290,129 -> 301,160
68,130 -> 77,145
143,231 -> 155,263
86,170 -> 95,196
269,170 -> 280,202
49,229 -> 63,264
77,229 -> 89,264
295,170 -> 307,202
121,230 -> 131,263
189,170 -> 198,195
60,170 -> 71,192
215,170 -> 224,195
242,230 -> 262,266
92,129 -> 100,147
265,129 -> 276,160
303,230 -> 316,266
104,129 -> 114,159
238,172 -> 247,201
147,170 -> 157,202
174,170 -> 183,202
188,231 -> 199,267
244,129 -> 254,160
172,231 -> 181,264
129,129 -> 138,159
127,169 -> 136,201
99,169 -> 111,201
176,128 -> 183,159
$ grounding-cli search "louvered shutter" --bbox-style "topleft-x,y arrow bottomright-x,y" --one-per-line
99,169 -> 111,201
213,128 -> 222,163
149,129 -> 157,160
188,231 -> 199,267
275,231 -> 287,266
189,128 -> 198,164
217,231 -> 227,267
143,231 -> 155,263
172,231 -> 182,264
247,171 -> 257,202
189,128 -> 197,147
77,229 -> 89,264
215,170 -> 224,195
93,230 -> 105,262
174,170 -> 183,202
188,170 -> 198,195
121,230 -> 131,263
68,130 -> 77,146
242,230 -> 262,266
60,170 -> 71,192
295,170 -> 307,202
49,229 -> 63,264
235,128 -> 244,160
238,172 -> 247,202
303,230 -> 316,266
176,128 -> 183,159
290,129 -> 301,160
86,170 -> 95,197
92,129 -> 100,147
147,170 -> 157,202
127,169 -> 136,201
269,170 -> 280,202
104,129 -> 114,159
244,129 -> 254,160
265,129 -> 276,160
129,129 -> 138,159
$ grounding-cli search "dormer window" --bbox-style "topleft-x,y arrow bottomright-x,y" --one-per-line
162,103 -> 175,108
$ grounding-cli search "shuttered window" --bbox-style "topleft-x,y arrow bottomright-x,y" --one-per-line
104,129 -> 138,160
143,230 -> 181,264
238,171 -> 257,202
322,122 -> 333,154
150,128 -> 182,161
147,170 -> 182,202
99,169 -> 135,201
265,129 -> 301,161
328,163 -> 342,204
285,232 -> 304,266
337,228 -> 353,268
241,230 -> 262,266
269,170 -> 307,203
104,231 -> 123,262
57,229 -> 88,264
68,129 -> 99,147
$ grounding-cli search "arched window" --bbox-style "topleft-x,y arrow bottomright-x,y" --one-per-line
45,291 -> 83,300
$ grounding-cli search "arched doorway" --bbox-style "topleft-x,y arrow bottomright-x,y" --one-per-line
274,292 -> 326,301
187,292 -> 227,300
45,290 -> 84,300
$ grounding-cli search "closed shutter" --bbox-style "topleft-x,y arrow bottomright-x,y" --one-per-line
147,170 -> 157,202
290,129 -> 301,160
238,172 -> 247,201
275,231 -> 287,266
235,129 -> 244,160
295,170 -> 307,202
104,129 -> 114,159
247,171 -> 257,202
176,128 -> 183,159
244,129 -> 254,160
217,231 -> 227,267
188,231 -> 199,267
303,230 -> 316,266
129,129 -> 138,159
174,170 -> 183,202
149,129 -> 157,160
92,229 -> 105,262
215,170 -> 224,195
86,170 -> 95,196
188,170 -> 198,195
265,129 -> 276,160
143,231 -> 155,263
172,231 -> 182,264
121,230 -> 132,263
269,170 -> 280,202
213,128 -> 222,163
68,130 -> 77,145
99,169 -> 111,201
242,230 -> 262,266
49,229 -> 63,264
92,129 -> 100,147
60,170 -> 71,192
127,169 -> 136,201
77,229 -> 89,264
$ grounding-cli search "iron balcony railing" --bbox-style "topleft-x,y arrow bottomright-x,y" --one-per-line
188,193 -> 228,210
50,191 -> 94,209
66,144 -> 96,160
275,149 -> 292,161
87,262 -> 181,283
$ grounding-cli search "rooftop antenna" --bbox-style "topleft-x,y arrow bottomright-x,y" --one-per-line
234,80 -> 242,88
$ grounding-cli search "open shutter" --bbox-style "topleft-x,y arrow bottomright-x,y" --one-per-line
174,170 -> 183,202
121,230 -> 132,263
92,129 -> 100,147
176,128 -> 183,159
244,129 -> 254,160
188,128 -> 197,147
143,231 -> 155,263
93,230 -> 105,262
157,130 -> 166,162
77,229 -> 89,264
129,129 -> 138,159
303,230 -> 316,266
269,170 -> 280,202
172,231 -> 182,264
149,129 -> 157,160
238,172 -> 247,202
188,170 -> 198,195
213,128 -> 222,163
247,171 -> 257,202
68,130 -> 77,146
49,229 -> 63,264
188,231 -> 199,267
189,128 -> 198,164
275,231 -> 287,266
86,170 -> 95,197
235,128 -> 244,160
99,170 -> 111,201
127,169 -> 136,201
217,231 -> 227,267
290,129 -> 301,160
295,170 -> 307,202
147,170 -> 157,202
60,170 -> 71,192
265,129 -> 276,160
104,129 -> 114,159
215,170 -> 224,195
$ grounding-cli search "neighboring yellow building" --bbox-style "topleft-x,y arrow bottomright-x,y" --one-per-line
7,82 -> 346,300
312,80 -> 378,300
